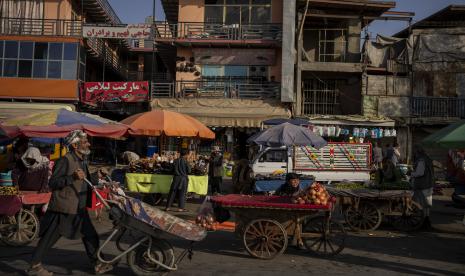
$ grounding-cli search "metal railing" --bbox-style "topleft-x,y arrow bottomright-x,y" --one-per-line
411,97 -> 465,118
154,21 -> 282,42
151,80 -> 280,99
302,79 -> 342,115
95,0 -> 122,24
0,17 -> 82,36
127,70 -> 144,81
86,37 -> 128,78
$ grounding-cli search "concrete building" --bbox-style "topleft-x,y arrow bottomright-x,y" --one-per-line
153,0 -> 291,157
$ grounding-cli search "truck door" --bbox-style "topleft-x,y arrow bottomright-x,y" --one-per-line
253,148 -> 288,176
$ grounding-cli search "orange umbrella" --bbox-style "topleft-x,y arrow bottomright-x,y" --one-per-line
121,110 -> 215,139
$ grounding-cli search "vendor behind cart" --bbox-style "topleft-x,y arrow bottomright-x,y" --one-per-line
275,173 -> 302,196
27,130 -> 112,276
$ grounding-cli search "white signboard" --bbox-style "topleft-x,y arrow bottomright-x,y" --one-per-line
83,24 -> 151,39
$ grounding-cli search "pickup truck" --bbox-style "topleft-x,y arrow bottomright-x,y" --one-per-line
250,142 -> 372,183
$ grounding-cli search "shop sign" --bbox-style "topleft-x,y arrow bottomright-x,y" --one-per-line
82,81 -> 149,103
83,24 -> 151,39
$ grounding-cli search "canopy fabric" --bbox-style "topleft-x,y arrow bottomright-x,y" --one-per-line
0,109 -> 129,138
422,120 -> 465,148
151,98 -> 291,128
121,110 -> 215,139
248,122 -> 327,149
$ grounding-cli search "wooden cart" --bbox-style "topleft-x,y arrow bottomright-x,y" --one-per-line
327,188 -> 424,232
211,194 -> 346,259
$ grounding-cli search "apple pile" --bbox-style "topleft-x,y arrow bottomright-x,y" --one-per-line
292,182 -> 332,206
195,214 -> 218,231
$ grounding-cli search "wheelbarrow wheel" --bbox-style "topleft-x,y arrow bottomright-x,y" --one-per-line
243,219 -> 288,260
344,202 -> 382,231
127,238 -> 175,276
302,216 -> 346,257
391,201 -> 425,232
1,209 -> 39,246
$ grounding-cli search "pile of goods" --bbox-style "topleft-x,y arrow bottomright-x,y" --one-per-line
334,182 -> 365,190
195,214 -> 218,231
190,156 -> 209,176
128,158 -> 174,174
292,182 -> 333,206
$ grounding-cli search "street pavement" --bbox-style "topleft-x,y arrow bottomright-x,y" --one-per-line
1,181 -> 464,275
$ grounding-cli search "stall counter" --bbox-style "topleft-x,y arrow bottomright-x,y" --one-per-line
125,173 -> 208,195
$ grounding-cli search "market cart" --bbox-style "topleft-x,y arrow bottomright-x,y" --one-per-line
211,194 -> 346,259
0,191 -> 51,246
327,187 -> 424,232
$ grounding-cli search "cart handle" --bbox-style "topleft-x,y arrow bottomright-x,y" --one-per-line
84,178 -> 111,210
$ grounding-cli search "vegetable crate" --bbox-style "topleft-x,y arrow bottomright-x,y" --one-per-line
211,194 -> 346,259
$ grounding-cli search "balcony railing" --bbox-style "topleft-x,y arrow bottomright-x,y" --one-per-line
86,37 -> 128,78
0,17 -> 82,36
411,97 -> 465,118
151,80 -> 280,99
154,21 -> 282,42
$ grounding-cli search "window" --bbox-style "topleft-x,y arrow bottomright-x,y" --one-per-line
302,79 -> 343,115
5,41 -> 18,58
1,40 -> 79,79
204,0 -> 271,25
34,43 -> 48,59
19,42 -> 33,59
259,150 -> 287,163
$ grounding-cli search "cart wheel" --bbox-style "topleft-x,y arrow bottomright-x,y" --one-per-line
1,209 -> 39,246
302,216 -> 346,257
391,201 -> 425,232
127,238 -> 175,276
344,202 -> 382,231
243,219 -> 288,260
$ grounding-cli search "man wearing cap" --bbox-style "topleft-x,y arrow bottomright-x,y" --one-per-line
275,173 -> 302,197
27,130 -> 112,276
209,146 -> 224,195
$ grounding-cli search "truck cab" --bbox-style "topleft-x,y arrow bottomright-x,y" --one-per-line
250,143 -> 372,183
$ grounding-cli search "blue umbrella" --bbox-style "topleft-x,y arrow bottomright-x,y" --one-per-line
248,122 -> 327,149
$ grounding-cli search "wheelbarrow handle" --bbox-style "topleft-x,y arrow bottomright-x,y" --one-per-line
84,178 -> 111,210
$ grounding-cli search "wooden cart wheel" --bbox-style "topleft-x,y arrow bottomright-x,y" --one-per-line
302,216 -> 346,256
391,201 -> 425,232
1,209 -> 39,246
344,202 -> 382,231
243,219 -> 288,260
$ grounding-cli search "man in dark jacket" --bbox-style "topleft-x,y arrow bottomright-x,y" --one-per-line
275,173 -> 302,196
27,130 -> 112,276
166,149 -> 191,212
209,146 -> 224,195
410,144 -> 434,229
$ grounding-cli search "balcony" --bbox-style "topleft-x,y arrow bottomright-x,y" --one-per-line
154,21 -> 282,47
86,37 -> 128,78
411,97 -> 465,118
152,79 -> 280,99
0,18 -> 82,37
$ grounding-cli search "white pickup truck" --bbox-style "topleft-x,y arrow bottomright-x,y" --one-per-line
250,142 -> 372,183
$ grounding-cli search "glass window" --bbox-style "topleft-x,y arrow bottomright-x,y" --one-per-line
253,0 -> 271,4
34,43 -> 48,59
62,60 -> 77,79
225,66 -> 247,76
205,0 -> 223,4
18,60 -> 32,77
0,41 -> 3,58
251,7 -> 271,24
205,6 -> 223,23
5,41 -> 18,58
226,0 -> 248,4
47,61 -> 61,78
0,59 -> 3,76
49,43 -> 63,60
202,65 -> 223,77
225,6 -> 241,25
33,60 -> 47,78
259,150 -> 287,163
63,43 -> 77,60
4,60 -> 18,77
19,42 -> 34,59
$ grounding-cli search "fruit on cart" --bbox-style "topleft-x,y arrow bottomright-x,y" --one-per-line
334,182 -> 365,190
293,182 -> 331,205
195,214 -> 218,231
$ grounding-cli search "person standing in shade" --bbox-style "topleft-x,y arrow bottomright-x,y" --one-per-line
165,149 -> 191,212
373,142 -> 383,169
26,130 -> 112,276
209,146 -> 224,195
410,144 -> 434,230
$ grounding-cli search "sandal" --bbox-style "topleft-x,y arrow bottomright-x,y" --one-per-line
26,264 -> 53,276
94,263 -> 113,275
176,208 -> 188,212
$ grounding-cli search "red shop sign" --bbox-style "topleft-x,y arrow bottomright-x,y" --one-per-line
83,81 -> 149,103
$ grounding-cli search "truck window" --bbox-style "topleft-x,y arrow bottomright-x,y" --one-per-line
259,150 -> 287,163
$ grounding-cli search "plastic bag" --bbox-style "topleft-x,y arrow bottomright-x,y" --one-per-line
195,196 -> 216,230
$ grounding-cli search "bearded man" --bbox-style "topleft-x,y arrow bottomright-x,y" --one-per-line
27,130 -> 112,275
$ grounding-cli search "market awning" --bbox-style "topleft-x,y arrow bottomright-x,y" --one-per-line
151,98 -> 291,128
306,115 -> 396,127
0,102 -> 75,121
